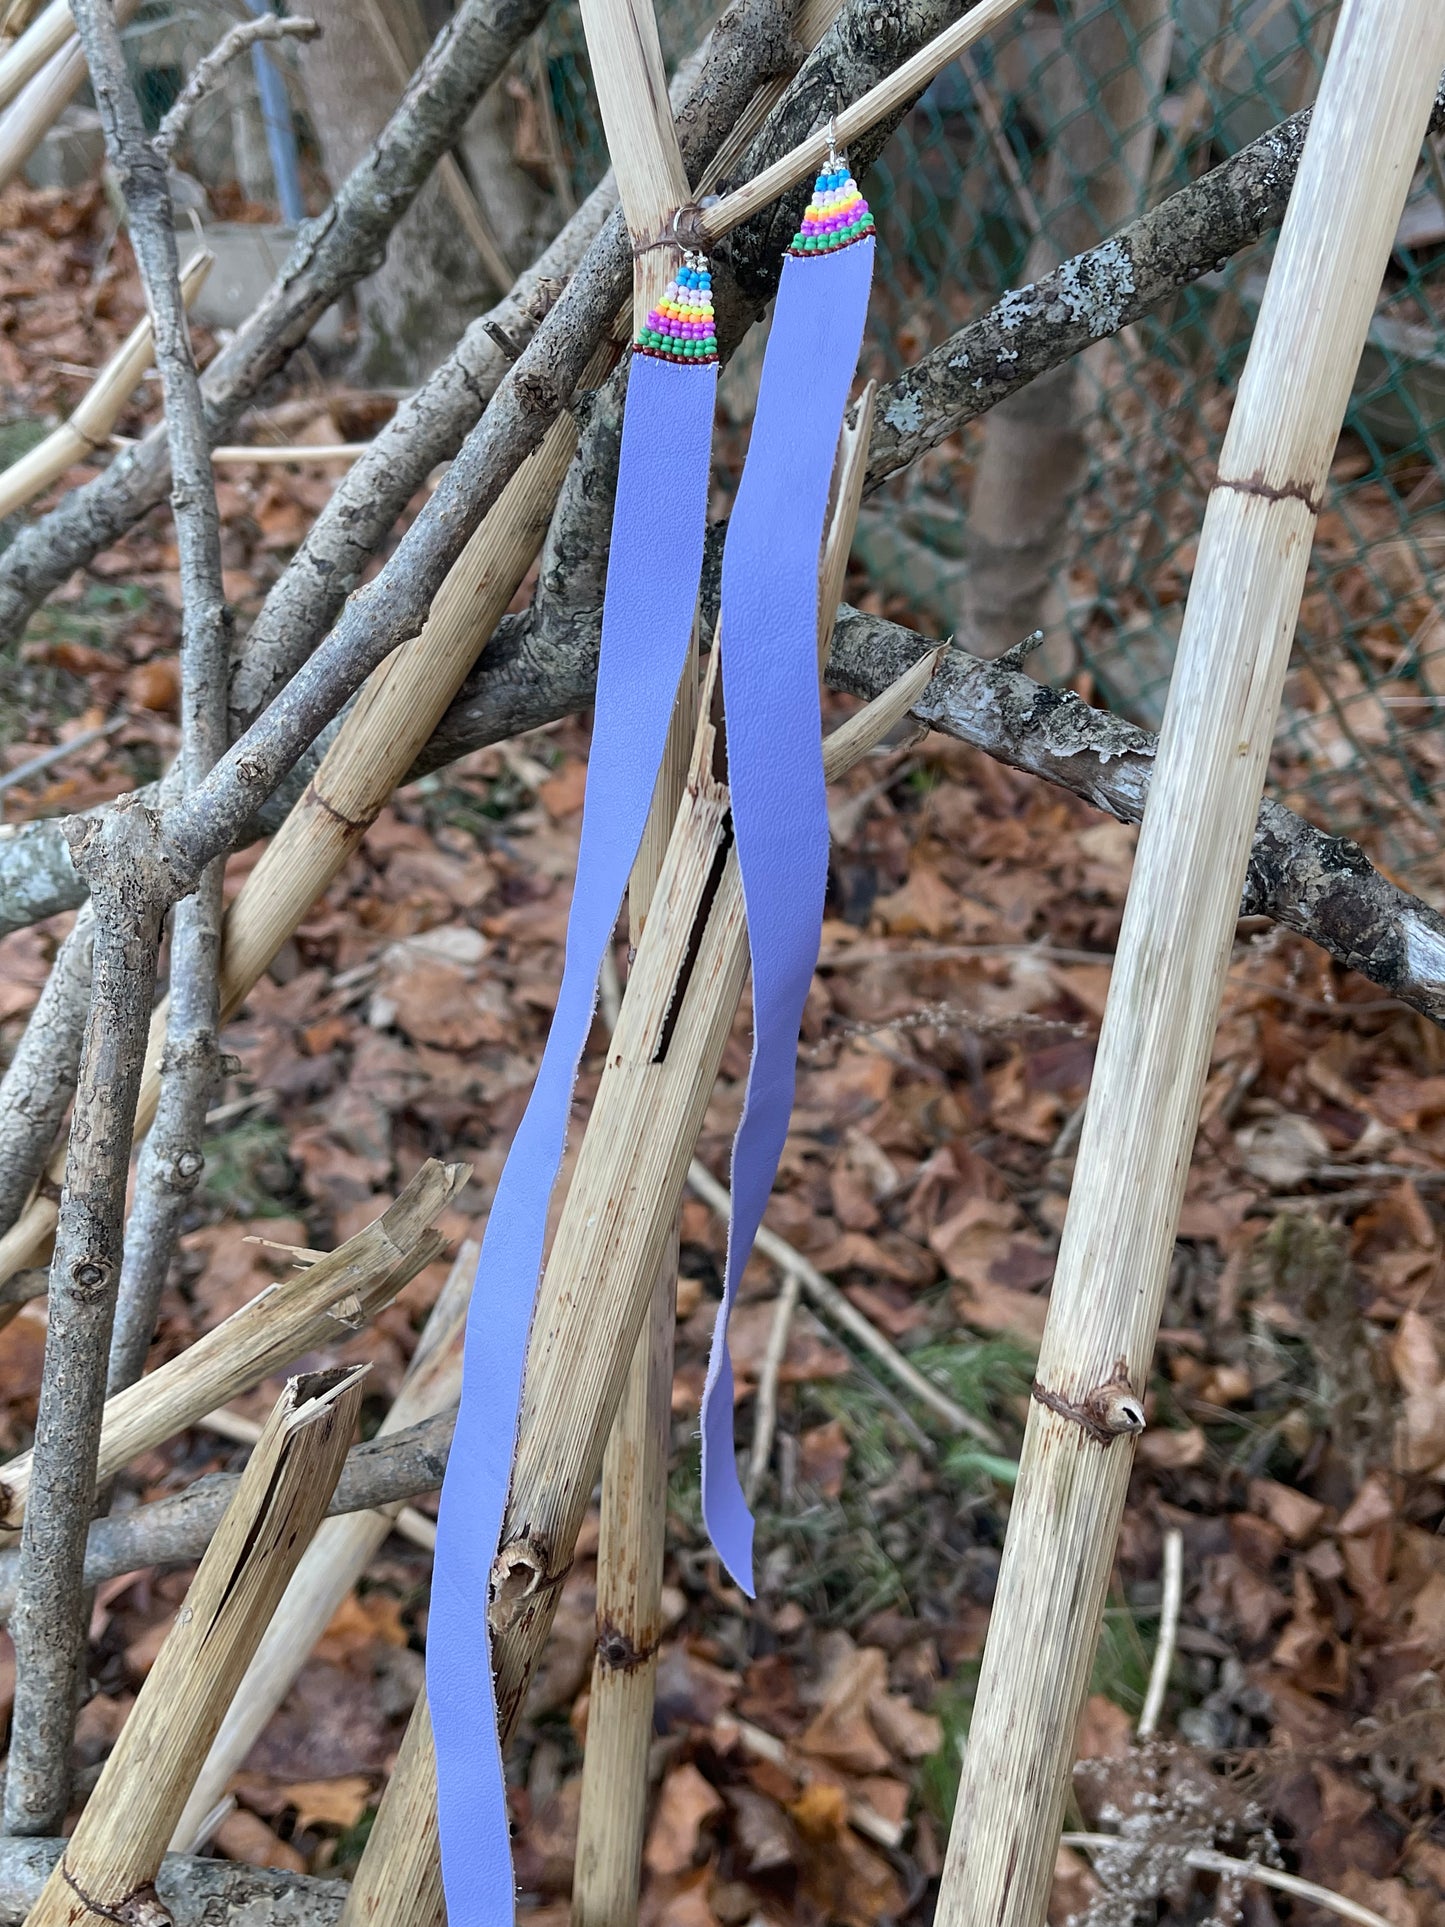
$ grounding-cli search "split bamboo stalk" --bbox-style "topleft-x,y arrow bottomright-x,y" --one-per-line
0,0 -> 137,191
491,645 -> 942,1738
20,1364 -> 367,1927
170,1239 -> 475,1853
346,654 -> 941,1927
0,1159 -> 465,1528
0,253 -> 212,522
193,1403 -> 437,1551
569,0 -> 696,1912
0,0 -> 67,112
0,357 -> 611,1291
937,12 -> 1445,1927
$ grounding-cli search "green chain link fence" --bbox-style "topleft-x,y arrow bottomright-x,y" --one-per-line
543,0 -> 1445,889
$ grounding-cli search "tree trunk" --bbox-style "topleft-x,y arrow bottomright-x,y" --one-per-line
960,0 -> 1173,667
458,65 -> 563,272
298,0 -> 496,381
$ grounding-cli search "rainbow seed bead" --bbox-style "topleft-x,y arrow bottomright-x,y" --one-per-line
788,161 -> 875,257
635,256 -> 718,363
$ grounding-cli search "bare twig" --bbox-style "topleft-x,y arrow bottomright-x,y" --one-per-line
104,868 -> 225,1392
5,800 -> 171,1835
154,14 -> 317,160
1136,1525 -> 1182,1740
0,1406 -> 457,1618
0,720 -> 123,796
686,1159 -> 1001,1449
171,1248 -> 472,1851
84,0 -> 230,1416
745,1272 -> 800,1505
1063,1837 -> 1399,1927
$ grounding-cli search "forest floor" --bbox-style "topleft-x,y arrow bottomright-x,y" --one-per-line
2,179 -> 1445,1927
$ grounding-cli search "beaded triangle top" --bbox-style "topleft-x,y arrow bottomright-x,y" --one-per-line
789,162 -> 875,257
635,253 -> 718,363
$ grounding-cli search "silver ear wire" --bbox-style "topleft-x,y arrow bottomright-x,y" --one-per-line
825,113 -> 840,168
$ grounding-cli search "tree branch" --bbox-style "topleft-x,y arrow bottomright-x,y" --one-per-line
0,1839 -> 347,1927
0,904 -> 91,1234
0,0 -> 560,647
863,70 -> 1445,487
0,1408 -> 456,1617
4,798 -> 171,1835
154,14 -> 318,160
420,597 -> 1445,1030
5,0 -> 230,1831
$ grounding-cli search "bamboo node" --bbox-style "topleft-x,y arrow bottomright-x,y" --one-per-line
1215,469 -> 1322,516
302,780 -> 375,836
489,1530 -> 570,1633
595,1616 -> 660,1674
60,1862 -> 170,1927
1030,1360 -> 1145,1446
633,206 -> 702,256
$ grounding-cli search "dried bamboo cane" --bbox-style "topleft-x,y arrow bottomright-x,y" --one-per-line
0,0 -> 69,110
194,1404 -> 437,1550
21,1364 -> 367,1927
937,12 -> 1445,1927
569,0 -> 694,1912
0,253 -> 212,523
0,0 -> 136,191
570,1245 -> 675,1926
170,1240 -> 475,1853
0,1160 -> 465,1528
